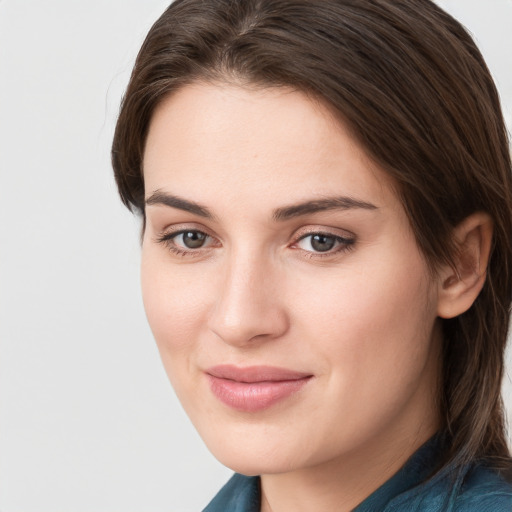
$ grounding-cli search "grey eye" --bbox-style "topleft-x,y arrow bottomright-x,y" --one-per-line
179,231 -> 208,249
295,232 -> 354,255
297,234 -> 337,252
310,234 -> 336,252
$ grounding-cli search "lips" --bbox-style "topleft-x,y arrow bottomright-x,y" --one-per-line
206,365 -> 312,412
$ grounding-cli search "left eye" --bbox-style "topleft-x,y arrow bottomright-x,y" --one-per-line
295,233 -> 351,253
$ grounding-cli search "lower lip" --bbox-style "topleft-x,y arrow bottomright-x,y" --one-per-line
207,375 -> 311,412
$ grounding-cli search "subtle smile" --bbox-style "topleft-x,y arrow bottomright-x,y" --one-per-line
206,365 -> 313,412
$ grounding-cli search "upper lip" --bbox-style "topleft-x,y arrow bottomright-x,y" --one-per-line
206,365 -> 312,383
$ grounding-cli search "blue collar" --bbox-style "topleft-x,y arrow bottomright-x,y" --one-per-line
203,435 -> 512,511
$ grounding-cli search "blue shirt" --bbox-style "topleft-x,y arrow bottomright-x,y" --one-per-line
203,438 -> 512,511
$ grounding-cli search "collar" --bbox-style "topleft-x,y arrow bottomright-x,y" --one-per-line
203,435 -> 489,512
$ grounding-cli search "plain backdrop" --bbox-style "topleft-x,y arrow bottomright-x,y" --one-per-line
0,1 -> 511,511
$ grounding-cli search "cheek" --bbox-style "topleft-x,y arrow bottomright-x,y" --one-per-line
140,250 -> 218,410
279,255 -> 439,458
140,249 -> 210,355
293,248 -> 437,397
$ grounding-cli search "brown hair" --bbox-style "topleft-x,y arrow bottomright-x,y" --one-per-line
112,0 -> 512,475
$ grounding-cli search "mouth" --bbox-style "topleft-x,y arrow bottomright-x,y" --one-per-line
205,365 -> 313,412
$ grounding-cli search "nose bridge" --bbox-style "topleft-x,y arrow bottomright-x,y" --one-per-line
207,245 -> 288,345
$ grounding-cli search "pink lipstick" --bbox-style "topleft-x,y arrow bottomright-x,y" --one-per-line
206,365 -> 312,412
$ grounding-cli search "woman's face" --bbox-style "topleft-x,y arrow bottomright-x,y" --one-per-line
141,83 -> 442,475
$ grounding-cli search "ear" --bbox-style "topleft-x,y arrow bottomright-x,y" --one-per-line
437,212 -> 493,319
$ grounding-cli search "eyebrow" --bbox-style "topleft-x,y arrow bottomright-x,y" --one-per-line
145,190 -> 215,219
145,190 -> 378,221
272,196 -> 378,221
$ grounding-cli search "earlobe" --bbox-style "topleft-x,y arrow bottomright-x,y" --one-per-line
437,212 -> 493,319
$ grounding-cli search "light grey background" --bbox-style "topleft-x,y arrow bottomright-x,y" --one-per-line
0,1 -> 511,511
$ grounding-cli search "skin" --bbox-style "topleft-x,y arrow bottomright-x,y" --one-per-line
141,83 -> 447,511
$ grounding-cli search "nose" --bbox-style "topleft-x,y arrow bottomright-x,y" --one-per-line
207,251 -> 289,347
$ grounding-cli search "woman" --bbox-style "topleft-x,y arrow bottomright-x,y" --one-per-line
112,0 -> 512,510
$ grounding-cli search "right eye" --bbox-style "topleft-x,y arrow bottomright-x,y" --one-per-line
157,229 -> 217,256
173,230 -> 209,249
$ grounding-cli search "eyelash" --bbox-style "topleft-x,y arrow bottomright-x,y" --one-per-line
293,231 -> 355,258
156,229 -> 356,259
156,230 -> 215,258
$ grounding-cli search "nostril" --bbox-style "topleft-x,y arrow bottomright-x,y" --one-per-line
207,300 -> 289,347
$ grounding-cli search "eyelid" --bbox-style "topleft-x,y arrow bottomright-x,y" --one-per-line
155,222 -> 217,241
290,226 -> 356,257
155,224 -> 220,256
292,225 -> 356,242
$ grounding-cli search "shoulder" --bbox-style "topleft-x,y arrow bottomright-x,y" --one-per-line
202,474 -> 260,512
453,465 -> 512,512
386,462 -> 512,512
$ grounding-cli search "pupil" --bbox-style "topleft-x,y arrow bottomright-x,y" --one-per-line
183,231 -> 206,249
311,234 -> 335,252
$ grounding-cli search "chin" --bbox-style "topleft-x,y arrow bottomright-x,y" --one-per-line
197,427 -> 299,476
213,450 -> 300,477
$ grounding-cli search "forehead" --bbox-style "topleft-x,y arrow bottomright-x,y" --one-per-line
143,82 -> 397,215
